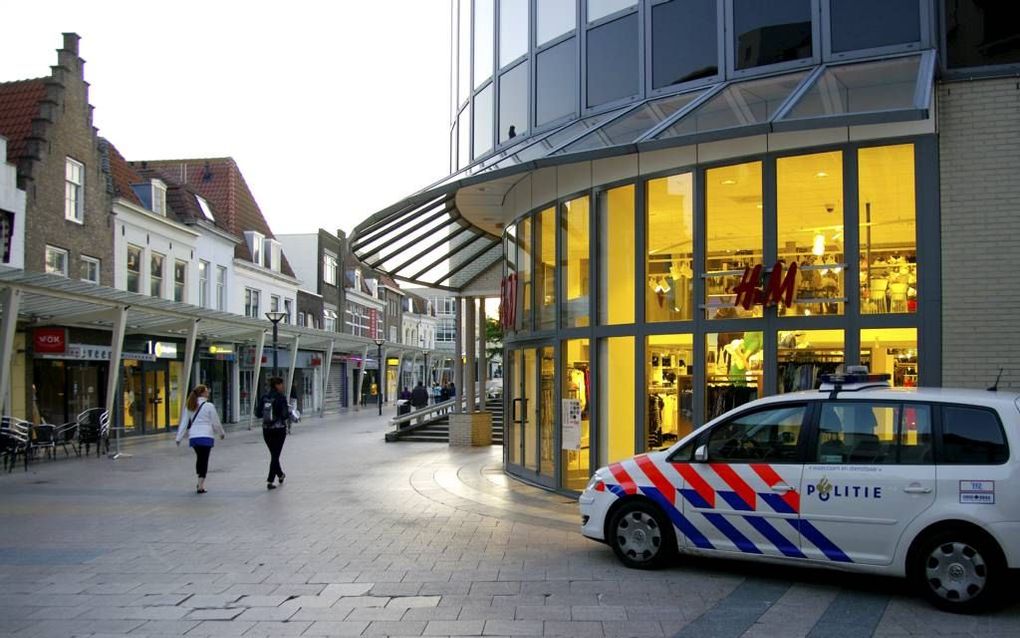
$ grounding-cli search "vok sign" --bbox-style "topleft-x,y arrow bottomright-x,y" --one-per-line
731,261 -> 799,310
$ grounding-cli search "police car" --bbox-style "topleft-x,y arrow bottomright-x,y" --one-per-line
579,369 -> 1019,612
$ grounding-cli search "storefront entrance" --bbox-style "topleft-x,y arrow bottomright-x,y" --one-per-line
505,343 -> 557,488
32,360 -> 107,426
122,359 -> 183,435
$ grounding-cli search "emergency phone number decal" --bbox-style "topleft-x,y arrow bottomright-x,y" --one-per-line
959,480 -> 994,505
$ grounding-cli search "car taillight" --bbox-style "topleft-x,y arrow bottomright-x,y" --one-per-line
594,481 -> 606,492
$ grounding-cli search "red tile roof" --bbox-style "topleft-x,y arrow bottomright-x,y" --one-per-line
134,157 -> 295,277
0,78 -> 47,163
104,141 -> 144,207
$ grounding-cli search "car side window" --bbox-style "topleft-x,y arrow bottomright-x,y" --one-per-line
706,405 -> 805,463
816,402 -> 932,464
939,406 -> 1009,465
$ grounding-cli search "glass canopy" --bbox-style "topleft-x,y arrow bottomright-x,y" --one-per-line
350,52 -> 933,291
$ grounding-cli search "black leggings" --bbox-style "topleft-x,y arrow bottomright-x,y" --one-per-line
263,428 -> 287,482
193,445 -> 212,479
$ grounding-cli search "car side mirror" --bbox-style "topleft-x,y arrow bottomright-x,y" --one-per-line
694,444 -> 708,462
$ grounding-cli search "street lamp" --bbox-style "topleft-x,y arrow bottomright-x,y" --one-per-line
265,311 -> 288,379
373,338 -> 385,416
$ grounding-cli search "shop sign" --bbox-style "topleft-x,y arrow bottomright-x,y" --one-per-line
33,327 -> 67,354
150,341 -> 178,358
386,357 -> 400,366
562,399 -> 582,450
732,261 -> 799,310
208,344 -> 234,355
499,274 -> 517,329
39,343 -> 157,362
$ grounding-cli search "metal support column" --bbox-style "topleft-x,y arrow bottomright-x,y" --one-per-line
354,345 -> 369,409
179,319 -> 200,427
380,346 -> 388,407
478,297 -> 487,408
248,330 -> 266,430
454,299 -> 463,413
465,296 -> 476,414
0,287 -> 22,417
106,305 -> 128,459
286,334 -> 301,404
320,340 -> 334,418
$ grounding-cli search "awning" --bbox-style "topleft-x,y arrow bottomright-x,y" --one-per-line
351,51 -> 935,291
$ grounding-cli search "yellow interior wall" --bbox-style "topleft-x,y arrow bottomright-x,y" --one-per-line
564,196 -> 590,326
601,336 -> 635,464
604,185 -> 635,324
11,333 -> 27,421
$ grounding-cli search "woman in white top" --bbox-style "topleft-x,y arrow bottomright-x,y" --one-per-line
176,385 -> 225,494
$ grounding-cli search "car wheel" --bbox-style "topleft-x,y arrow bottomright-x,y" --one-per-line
608,500 -> 676,570
911,528 -> 1006,613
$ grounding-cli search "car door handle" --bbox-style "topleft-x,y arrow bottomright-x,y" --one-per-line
903,485 -> 933,494
772,483 -> 795,493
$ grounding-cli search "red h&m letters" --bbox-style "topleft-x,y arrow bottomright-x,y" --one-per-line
732,261 -> 799,310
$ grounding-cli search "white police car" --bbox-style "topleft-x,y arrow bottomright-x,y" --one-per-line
579,370 -> 1019,613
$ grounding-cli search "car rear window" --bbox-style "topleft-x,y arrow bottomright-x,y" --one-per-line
939,406 -> 1009,465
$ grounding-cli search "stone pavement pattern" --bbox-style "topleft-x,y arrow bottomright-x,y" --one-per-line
0,411 -> 1018,637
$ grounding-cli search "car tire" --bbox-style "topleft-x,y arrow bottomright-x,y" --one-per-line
608,500 -> 676,570
910,528 -> 1006,613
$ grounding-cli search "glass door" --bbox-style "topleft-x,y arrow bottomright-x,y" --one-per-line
506,342 -> 557,486
143,363 -> 169,433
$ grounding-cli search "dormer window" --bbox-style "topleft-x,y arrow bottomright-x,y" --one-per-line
151,179 -> 167,216
264,238 -> 282,272
354,268 -> 363,291
245,231 -> 265,266
195,195 -> 215,221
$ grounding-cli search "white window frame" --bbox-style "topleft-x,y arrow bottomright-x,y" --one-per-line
324,309 -> 338,332
45,245 -> 69,277
216,266 -> 227,311
195,195 -> 215,221
126,244 -> 143,293
323,252 -> 338,286
245,231 -> 265,266
245,287 -> 261,318
173,259 -> 187,302
64,158 -> 84,223
199,260 -> 210,308
152,179 -> 167,216
284,298 -> 293,324
80,255 -> 100,284
150,252 -> 165,298
270,294 -> 281,313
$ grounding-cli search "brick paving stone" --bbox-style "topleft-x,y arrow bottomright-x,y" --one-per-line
187,608 -> 246,621
386,595 -> 442,609
363,620 -> 429,635
185,620 -> 257,636
232,594 -> 290,607
483,619 -> 545,636
336,595 -> 392,608
183,594 -> 242,608
233,605 -> 298,621
602,620 -> 664,636
321,582 -> 375,597
129,619 -> 201,634
370,582 -> 423,596
302,620 -> 371,636
243,620 -> 313,635
423,619 -> 487,635
347,605 -> 410,621
403,606 -> 464,621
515,605 -> 572,621
288,606 -> 355,621
571,605 -> 629,621
543,620 -> 606,637
456,606 -> 516,621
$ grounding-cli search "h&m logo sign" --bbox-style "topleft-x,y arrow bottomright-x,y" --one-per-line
732,261 -> 799,310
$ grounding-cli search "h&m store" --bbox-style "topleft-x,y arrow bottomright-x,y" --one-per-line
353,0 -> 1020,492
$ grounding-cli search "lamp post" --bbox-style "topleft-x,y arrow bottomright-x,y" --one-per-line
265,311 -> 288,380
374,337 -> 385,416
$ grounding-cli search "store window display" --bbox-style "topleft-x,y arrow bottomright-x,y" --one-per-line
540,346 -> 555,476
647,174 -> 694,322
706,162 -> 763,319
646,334 -> 694,450
859,144 -> 917,314
778,329 -> 845,393
777,151 -> 845,316
707,331 -> 763,420
563,339 -> 591,490
861,328 -> 918,387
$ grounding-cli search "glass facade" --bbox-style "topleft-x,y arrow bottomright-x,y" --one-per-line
448,1 -> 933,169
504,142 -> 929,490
943,0 -> 1020,69
586,12 -> 639,108
473,83 -> 493,159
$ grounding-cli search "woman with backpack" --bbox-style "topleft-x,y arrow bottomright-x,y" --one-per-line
175,384 -> 226,494
256,376 -> 290,490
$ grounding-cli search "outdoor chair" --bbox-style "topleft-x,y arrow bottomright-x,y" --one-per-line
1,417 -> 31,472
53,421 -> 79,457
76,408 -> 110,458
30,423 -> 56,461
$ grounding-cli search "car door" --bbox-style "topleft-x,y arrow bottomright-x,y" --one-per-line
799,400 -> 936,565
674,403 -> 809,560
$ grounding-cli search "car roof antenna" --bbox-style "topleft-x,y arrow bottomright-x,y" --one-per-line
987,367 -> 1004,392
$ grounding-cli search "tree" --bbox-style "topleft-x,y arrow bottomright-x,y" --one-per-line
485,317 -> 503,362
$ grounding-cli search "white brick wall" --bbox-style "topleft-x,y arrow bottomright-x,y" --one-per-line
939,78 -> 1020,389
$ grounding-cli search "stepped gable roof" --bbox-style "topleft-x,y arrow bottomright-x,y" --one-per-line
103,141 -> 144,207
0,78 -> 47,162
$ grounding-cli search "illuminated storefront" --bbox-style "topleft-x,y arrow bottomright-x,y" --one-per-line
351,1 -> 1020,492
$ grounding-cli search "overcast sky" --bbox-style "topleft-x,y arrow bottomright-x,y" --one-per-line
0,1 -> 451,235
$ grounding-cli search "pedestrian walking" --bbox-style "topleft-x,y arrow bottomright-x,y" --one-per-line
175,384 -> 226,494
439,383 -> 450,402
399,387 -> 412,401
411,382 -> 429,410
256,376 -> 290,490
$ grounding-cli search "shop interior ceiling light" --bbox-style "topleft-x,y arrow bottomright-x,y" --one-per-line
813,233 -> 826,257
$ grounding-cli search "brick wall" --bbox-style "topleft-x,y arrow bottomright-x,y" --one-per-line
939,78 -> 1020,389
21,34 -> 114,285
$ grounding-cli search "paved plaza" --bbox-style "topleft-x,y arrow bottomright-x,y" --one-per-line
1,411 -> 1019,637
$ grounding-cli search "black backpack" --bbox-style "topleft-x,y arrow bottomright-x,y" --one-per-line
261,395 -> 276,426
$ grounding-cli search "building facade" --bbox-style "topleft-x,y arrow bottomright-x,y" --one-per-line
351,0 -> 1020,493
